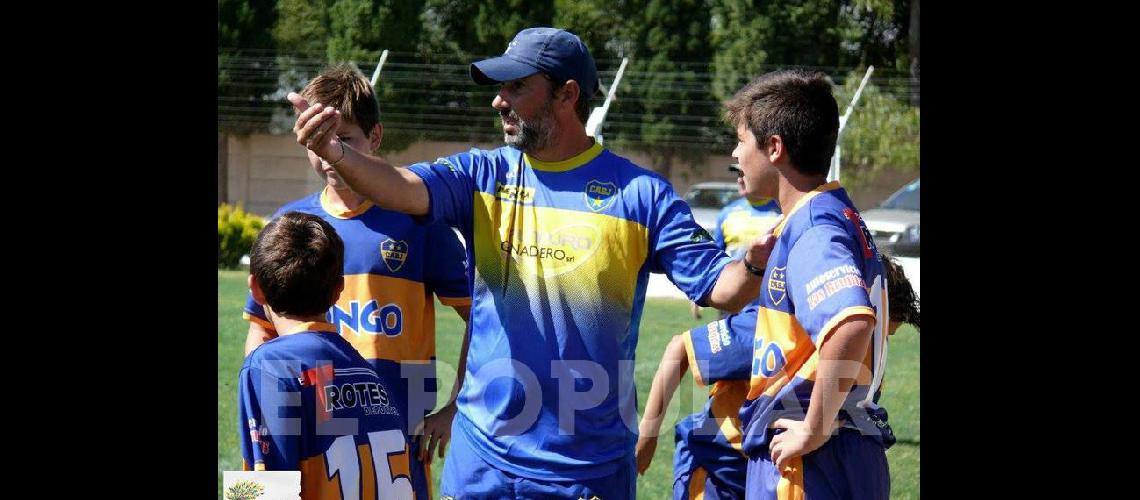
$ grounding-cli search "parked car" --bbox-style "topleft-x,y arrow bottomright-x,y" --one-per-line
861,178 -> 919,257
683,181 -> 741,232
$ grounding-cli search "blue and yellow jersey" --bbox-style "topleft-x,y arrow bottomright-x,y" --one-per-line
712,197 -> 782,260
407,142 -> 732,481
243,188 -> 471,431
238,322 -> 420,499
739,181 -> 890,458
674,309 -> 758,498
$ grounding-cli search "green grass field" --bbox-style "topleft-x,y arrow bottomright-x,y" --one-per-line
218,270 -> 919,498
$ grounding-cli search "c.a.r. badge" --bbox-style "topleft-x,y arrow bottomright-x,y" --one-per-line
248,419 -> 272,454
584,180 -> 618,212
380,239 -> 408,272
767,266 -> 787,306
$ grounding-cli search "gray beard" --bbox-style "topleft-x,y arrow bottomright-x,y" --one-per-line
502,107 -> 556,153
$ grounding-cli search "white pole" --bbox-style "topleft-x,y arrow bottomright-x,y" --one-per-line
839,65 -> 875,133
585,57 -> 630,144
829,65 -> 874,183
370,49 -> 390,86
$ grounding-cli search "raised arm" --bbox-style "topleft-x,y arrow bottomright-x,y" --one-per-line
288,92 -> 429,216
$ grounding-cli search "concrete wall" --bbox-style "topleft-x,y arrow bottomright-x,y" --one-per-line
224,134 -> 324,216
220,133 -> 914,217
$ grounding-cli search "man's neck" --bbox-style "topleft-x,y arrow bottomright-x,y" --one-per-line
527,128 -> 594,163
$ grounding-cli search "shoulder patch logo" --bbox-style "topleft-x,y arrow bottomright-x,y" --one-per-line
842,207 -> 876,258
433,157 -> 459,175
689,227 -> 713,243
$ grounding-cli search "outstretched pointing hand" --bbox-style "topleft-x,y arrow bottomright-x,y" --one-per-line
288,92 -> 342,161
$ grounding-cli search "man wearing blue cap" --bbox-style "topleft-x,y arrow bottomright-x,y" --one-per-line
287,26 -> 775,498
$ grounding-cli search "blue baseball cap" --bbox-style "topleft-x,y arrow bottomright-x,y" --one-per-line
470,27 -> 600,97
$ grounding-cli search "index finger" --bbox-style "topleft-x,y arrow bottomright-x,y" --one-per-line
765,214 -> 785,234
770,418 -> 793,430
287,92 -> 310,114
425,434 -> 440,462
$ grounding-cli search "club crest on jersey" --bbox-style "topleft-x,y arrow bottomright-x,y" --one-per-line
584,180 -> 618,212
768,266 -> 787,306
380,239 -> 408,272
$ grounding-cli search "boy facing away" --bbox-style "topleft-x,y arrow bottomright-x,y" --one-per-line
239,211 -> 414,499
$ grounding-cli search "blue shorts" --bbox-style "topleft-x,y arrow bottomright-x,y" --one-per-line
673,417 -> 746,500
440,421 -> 636,499
745,429 -> 889,500
675,465 -> 742,500
408,440 -> 432,499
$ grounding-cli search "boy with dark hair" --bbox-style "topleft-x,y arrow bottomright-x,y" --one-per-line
726,69 -> 893,499
239,212 -> 414,499
637,253 -> 920,499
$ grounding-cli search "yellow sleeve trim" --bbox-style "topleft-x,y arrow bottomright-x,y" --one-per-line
242,312 -> 275,331
681,330 -> 706,387
816,306 -> 876,348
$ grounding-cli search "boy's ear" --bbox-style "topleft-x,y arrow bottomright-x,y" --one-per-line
248,275 -> 267,306
767,134 -> 785,163
330,276 -> 345,305
368,123 -> 383,152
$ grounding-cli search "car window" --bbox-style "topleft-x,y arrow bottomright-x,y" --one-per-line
881,179 -> 920,211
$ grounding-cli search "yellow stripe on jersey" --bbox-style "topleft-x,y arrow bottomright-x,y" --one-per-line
243,312 -> 275,332
772,181 -> 842,236
681,330 -> 706,386
709,380 -> 750,454
285,321 -> 337,335
320,186 -> 375,219
689,466 -> 708,500
471,193 -> 649,309
776,456 -> 805,500
770,179 -> 843,239
748,308 -> 816,400
763,339 -> 875,388
524,141 -> 603,172
333,274 -> 436,363
748,306 -> 878,400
